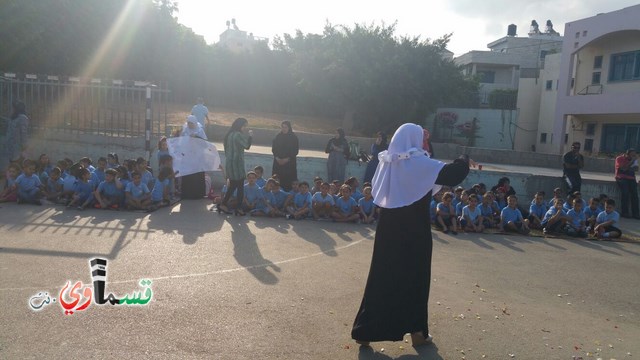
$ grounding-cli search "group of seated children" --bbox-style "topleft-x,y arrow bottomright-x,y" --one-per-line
213,167 -> 377,224
432,185 -> 622,239
0,151 -> 177,212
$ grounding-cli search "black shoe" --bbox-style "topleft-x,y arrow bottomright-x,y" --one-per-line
217,204 -> 233,214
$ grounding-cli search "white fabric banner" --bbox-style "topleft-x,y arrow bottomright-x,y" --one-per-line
167,137 -> 221,177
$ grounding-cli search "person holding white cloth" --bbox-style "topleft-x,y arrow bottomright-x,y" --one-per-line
351,123 -> 472,347
181,115 -> 207,140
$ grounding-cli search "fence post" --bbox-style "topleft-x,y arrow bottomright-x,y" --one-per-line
145,86 -> 151,161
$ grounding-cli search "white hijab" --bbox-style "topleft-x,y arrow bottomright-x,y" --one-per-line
372,123 -> 445,209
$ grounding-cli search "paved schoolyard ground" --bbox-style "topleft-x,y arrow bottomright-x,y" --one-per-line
1,200 -> 639,360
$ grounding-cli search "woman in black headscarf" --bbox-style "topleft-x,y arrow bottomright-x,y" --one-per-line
271,121 -> 299,191
363,131 -> 388,184
325,128 -> 349,183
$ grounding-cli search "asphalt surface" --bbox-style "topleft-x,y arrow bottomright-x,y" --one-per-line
1,200 -> 639,360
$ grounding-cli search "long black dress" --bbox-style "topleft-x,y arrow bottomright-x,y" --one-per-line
271,132 -> 299,191
352,159 -> 469,342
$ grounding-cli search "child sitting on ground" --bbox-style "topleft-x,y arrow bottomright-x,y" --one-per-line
44,167 -> 64,202
430,190 -> 442,224
311,176 -> 323,195
563,191 -> 581,212
494,189 -> 508,211
479,193 -> 497,229
594,199 -> 622,239
15,160 -> 43,205
312,181 -> 335,220
0,163 -> 20,203
243,171 -> 262,214
251,178 -> 277,217
584,197 -> 600,234
541,198 -> 569,235
500,195 -> 530,234
528,192 -> 547,230
565,198 -> 588,238
137,157 -> 155,190
548,187 -> 563,208
253,166 -> 267,188
270,180 -> 288,216
331,184 -> 359,223
68,168 -> 94,210
462,194 -> 484,233
286,181 -> 311,220
358,186 -> 376,224
125,171 -> 152,211
436,192 -> 459,235
90,157 -> 108,189
345,177 -> 363,202
94,168 -> 124,209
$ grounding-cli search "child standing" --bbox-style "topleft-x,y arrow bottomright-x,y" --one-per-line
312,181 -> 335,220
594,199 -> 622,239
358,186 -> 376,224
541,198 -> 569,235
150,167 -> 173,207
287,181 -> 311,220
15,160 -> 43,205
331,184 -> 359,223
528,192 -> 547,229
436,192 -> 458,235
565,199 -> 588,237
462,194 -> 484,233
94,168 -> 124,209
125,171 -> 152,211
500,195 -> 530,234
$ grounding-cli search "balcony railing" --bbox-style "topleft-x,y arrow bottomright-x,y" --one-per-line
577,84 -> 603,95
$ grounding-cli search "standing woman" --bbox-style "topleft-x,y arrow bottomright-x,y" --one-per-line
218,118 -> 252,215
363,131 -> 387,184
271,121 -> 299,191
352,123 -> 471,347
325,128 -> 349,183
5,101 -> 30,165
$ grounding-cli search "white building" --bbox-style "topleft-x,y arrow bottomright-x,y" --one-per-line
551,5 -> 640,155
217,19 -> 268,53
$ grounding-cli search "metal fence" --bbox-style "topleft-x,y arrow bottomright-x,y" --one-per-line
0,72 -> 170,137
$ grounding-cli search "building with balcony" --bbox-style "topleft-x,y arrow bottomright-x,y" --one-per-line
217,19 -> 268,53
455,21 -> 563,105
551,4 -> 640,155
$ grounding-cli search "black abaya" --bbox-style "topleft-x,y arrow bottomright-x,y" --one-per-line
272,132 -> 299,191
352,159 -> 469,342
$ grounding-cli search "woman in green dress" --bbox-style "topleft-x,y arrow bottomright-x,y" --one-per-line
218,118 -> 252,215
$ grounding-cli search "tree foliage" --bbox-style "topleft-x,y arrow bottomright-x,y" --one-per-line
0,1 -> 478,132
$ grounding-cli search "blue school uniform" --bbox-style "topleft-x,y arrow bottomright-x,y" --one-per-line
596,210 -> 620,226
436,202 -> 454,216
255,189 -> 275,212
46,177 -> 64,194
351,189 -> 364,203
151,178 -> 170,202
244,184 -> 262,206
271,190 -> 289,210
63,175 -> 77,192
541,207 -> 566,227
293,192 -> 312,209
358,197 -> 375,216
496,199 -> 507,210
455,202 -> 465,217
73,180 -> 94,203
312,192 -> 335,206
141,170 -> 155,190
97,181 -> 124,200
336,196 -> 357,215
126,181 -> 150,200
529,202 -> 547,219
462,205 -> 482,223
430,199 -> 438,222
16,174 -> 42,201
255,177 -> 267,188
583,206 -> 599,220
566,209 -> 585,228
91,169 -> 106,188
501,206 -> 523,225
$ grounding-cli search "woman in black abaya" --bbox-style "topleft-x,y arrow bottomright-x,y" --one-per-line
352,123 -> 471,346
271,121 -> 299,191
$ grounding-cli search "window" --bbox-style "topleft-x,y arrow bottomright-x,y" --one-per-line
609,51 -> 640,81
592,72 -> 601,84
540,133 -> 547,144
586,123 -> 596,136
545,80 -> 553,90
582,30 -> 588,37
477,71 -> 495,83
540,50 -> 548,60
564,134 -> 569,144
593,56 -> 603,69
601,125 -> 640,153
584,139 -> 594,152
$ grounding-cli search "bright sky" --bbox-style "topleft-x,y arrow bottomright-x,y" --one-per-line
176,0 -> 639,57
